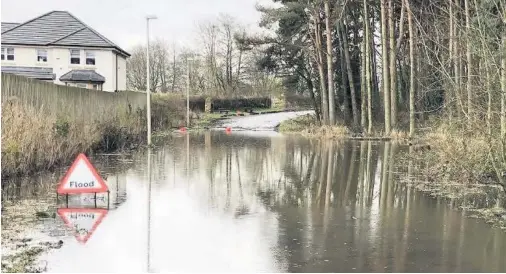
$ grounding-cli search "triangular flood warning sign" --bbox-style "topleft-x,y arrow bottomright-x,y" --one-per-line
57,208 -> 108,244
57,153 -> 108,194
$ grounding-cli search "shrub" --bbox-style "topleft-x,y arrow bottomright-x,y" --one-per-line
210,97 -> 272,110
284,93 -> 313,110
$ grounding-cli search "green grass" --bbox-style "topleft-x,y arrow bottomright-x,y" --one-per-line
278,114 -> 350,138
278,114 -> 317,132
193,113 -> 223,129
251,106 -> 285,113
278,114 -> 411,140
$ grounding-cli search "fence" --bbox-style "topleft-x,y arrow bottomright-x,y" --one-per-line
1,73 -> 147,122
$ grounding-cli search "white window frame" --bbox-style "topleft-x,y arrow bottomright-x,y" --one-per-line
70,49 -> 80,64
37,49 -> 48,62
76,83 -> 87,88
7,48 -> 14,60
2,47 -> 14,61
85,51 -> 95,65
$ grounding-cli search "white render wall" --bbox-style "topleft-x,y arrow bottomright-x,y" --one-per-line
117,55 -> 127,91
0,45 -> 128,92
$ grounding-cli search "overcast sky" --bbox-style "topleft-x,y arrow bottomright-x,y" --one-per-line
1,0 -> 276,52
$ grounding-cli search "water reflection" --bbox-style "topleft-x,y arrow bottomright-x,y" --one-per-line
1,131 -> 506,272
56,208 -> 108,244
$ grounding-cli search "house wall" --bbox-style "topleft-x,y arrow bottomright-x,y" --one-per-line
65,82 -> 103,90
0,45 -> 128,92
117,54 -> 127,91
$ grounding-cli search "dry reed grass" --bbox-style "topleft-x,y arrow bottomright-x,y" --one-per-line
1,95 -> 184,178
421,122 -> 505,188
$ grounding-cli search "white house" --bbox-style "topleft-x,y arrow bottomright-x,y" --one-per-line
1,11 -> 130,92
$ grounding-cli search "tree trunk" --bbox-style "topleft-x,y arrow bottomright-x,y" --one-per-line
236,48 -> 243,84
448,0 -> 454,117
338,30 -> 350,123
405,0 -> 415,137
457,26 -> 464,119
486,63 -> 492,136
361,31 -> 367,132
502,33 -> 506,138
465,0 -> 472,126
388,0 -> 397,129
315,17 -> 329,125
305,72 -> 322,122
364,0 -> 373,134
381,0 -> 391,134
325,0 -> 336,125
341,20 -> 359,128
370,12 -> 381,116
396,0 -> 406,52
453,1 -> 463,120
172,47 -> 177,93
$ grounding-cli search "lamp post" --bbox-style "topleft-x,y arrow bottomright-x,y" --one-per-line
146,15 -> 157,146
186,57 -> 192,128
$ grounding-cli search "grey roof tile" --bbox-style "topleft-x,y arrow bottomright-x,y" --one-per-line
1,66 -> 55,80
1,11 -> 129,57
1,22 -> 20,33
53,28 -> 111,47
59,69 -> 105,83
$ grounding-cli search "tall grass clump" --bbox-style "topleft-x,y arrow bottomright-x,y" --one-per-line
421,120 -> 506,191
1,93 -> 195,178
1,97 -> 99,177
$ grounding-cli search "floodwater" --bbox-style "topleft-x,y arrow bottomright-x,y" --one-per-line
2,130 -> 506,273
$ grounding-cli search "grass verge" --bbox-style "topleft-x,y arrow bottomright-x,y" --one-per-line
278,113 -> 408,140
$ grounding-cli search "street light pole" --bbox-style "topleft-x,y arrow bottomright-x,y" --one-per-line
186,58 -> 191,128
146,15 -> 157,146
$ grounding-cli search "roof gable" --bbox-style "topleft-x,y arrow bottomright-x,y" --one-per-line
2,11 -> 85,45
53,28 -> 111,47
1,11 -> 130,57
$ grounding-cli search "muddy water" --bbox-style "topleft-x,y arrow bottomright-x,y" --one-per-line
2,131 -> 506,272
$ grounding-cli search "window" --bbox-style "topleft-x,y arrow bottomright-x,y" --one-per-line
37,49 -> 47,62
2,47 -> 14,61
85,51 -> 95,65
76,83 -> 87,88
7,48 -> 14,60
70,49 -> 80,64
92,84 -> 98,90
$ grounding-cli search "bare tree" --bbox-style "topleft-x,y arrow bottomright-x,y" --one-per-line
126,39 -> 168,92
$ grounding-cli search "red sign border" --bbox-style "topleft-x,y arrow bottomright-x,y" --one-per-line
57,208 -> 108,244
57,153 -> 109,194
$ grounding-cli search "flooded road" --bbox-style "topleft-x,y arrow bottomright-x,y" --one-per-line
215,110 -> 314,131
2,130 -> 506,272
